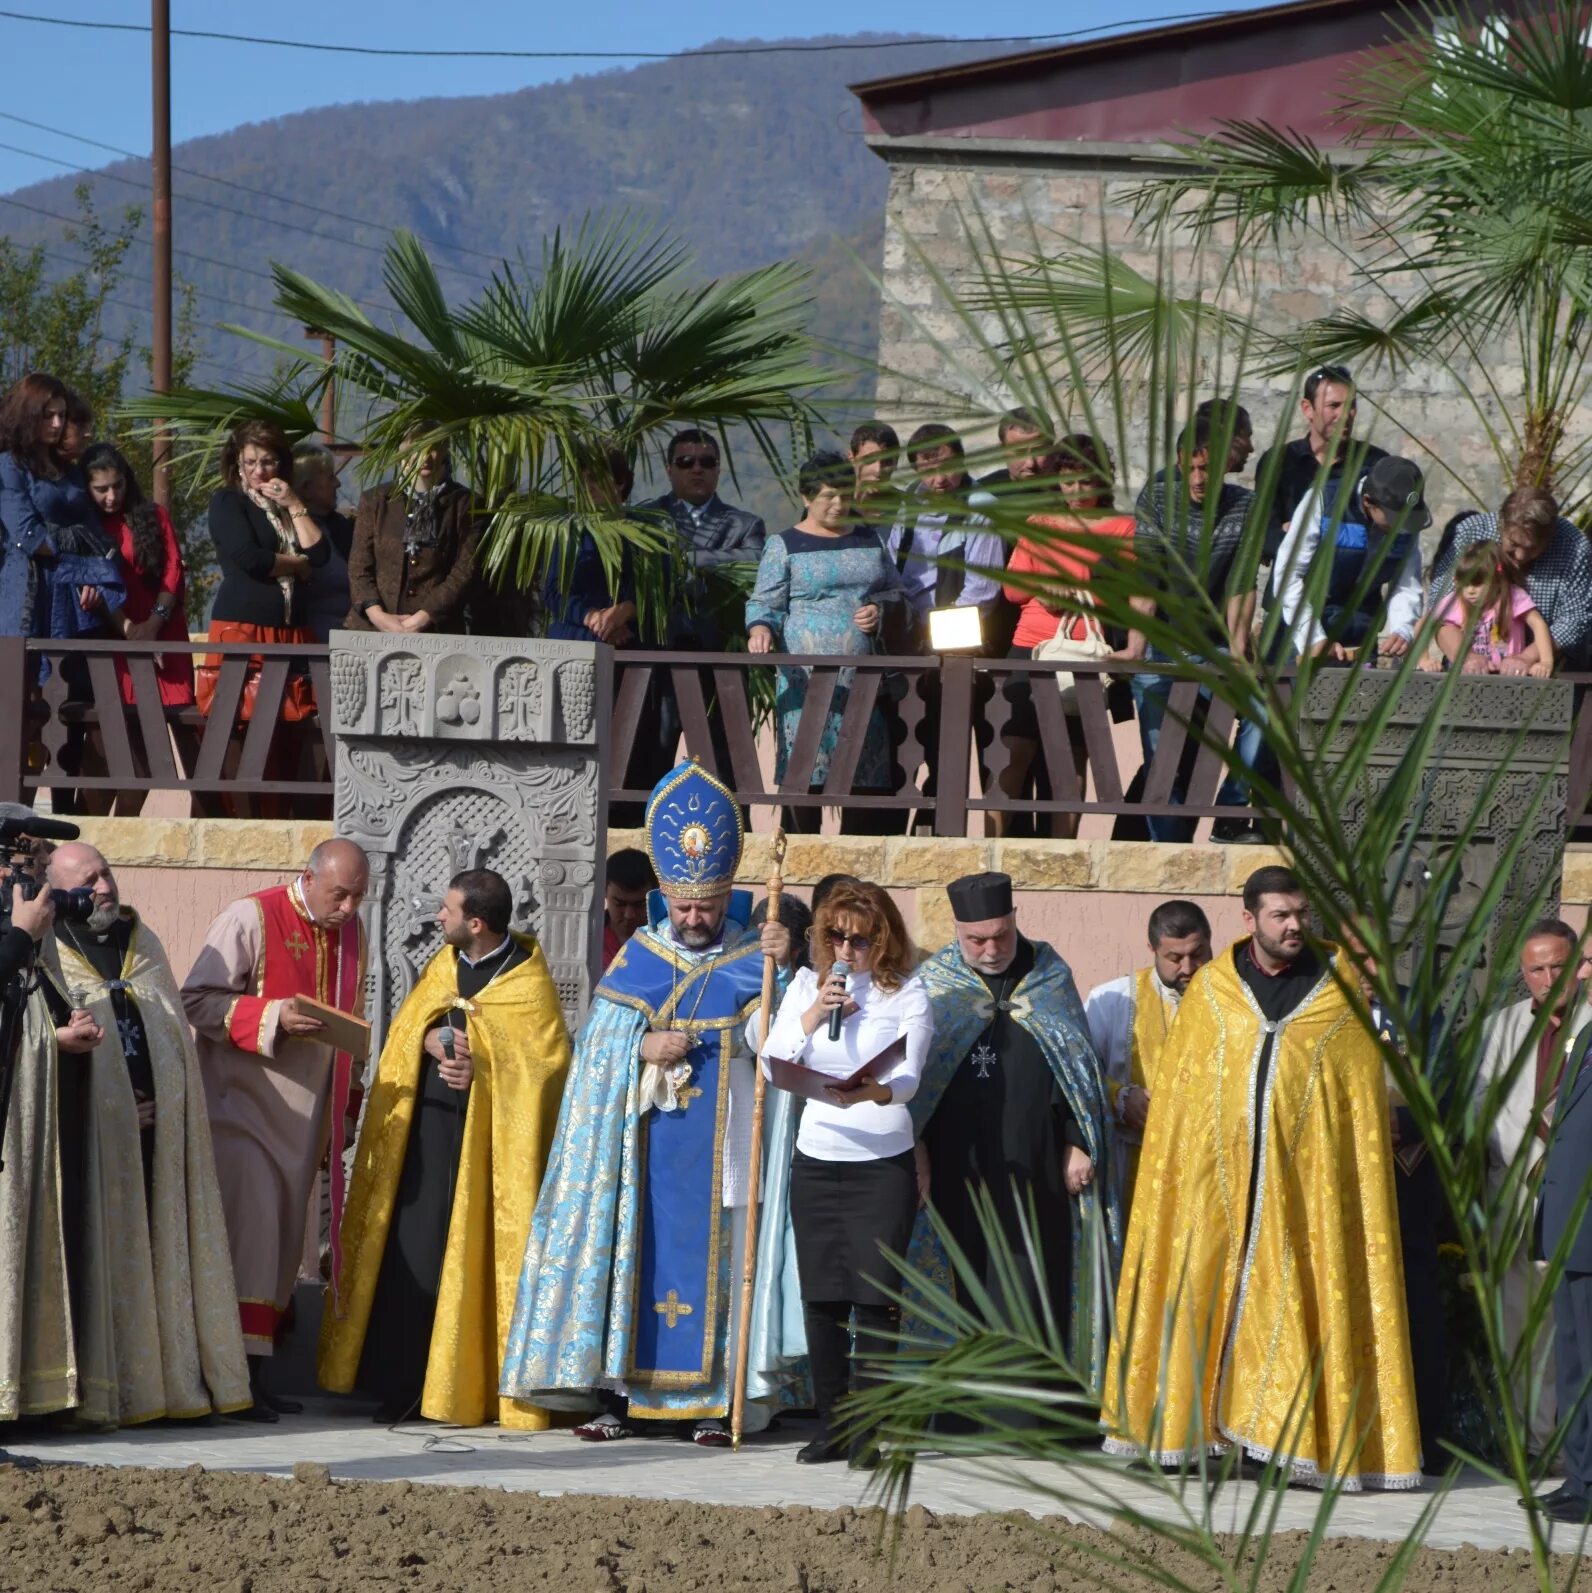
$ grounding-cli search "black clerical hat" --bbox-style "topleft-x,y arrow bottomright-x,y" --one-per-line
947,871 -> 1013,922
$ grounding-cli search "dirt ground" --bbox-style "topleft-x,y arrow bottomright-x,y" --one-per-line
0,1460 -> 1576,1593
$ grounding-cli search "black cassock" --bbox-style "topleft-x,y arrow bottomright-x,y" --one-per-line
922,939 -> 1088,1343
357,936 -> 528,1416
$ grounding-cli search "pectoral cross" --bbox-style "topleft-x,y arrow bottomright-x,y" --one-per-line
116,1015 -> 142,1056
971,1042 -> 998,1080
654,1290 -> 693,1329
283,927 -> 311,962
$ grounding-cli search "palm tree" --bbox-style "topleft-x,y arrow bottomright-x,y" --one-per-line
821,200 -> 1586,1589
124,218 -> 834,636
1132,0 -> 1592,502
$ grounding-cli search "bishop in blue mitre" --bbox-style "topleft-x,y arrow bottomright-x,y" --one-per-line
500,760 -> 796,1445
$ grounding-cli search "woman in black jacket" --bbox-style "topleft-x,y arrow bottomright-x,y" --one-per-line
206,418 -> 328,638
198,420 -> 330,807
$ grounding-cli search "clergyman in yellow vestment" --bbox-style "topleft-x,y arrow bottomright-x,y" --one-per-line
1102,868 -> 1421,1491
319,870 -> 571,1427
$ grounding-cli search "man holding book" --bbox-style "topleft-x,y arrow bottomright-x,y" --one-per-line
181,838 -> 369,1420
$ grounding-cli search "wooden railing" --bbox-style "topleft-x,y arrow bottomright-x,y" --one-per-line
5,637 -> 1589,835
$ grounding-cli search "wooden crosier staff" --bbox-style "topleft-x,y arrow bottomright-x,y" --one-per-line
731,828 -> 786,1449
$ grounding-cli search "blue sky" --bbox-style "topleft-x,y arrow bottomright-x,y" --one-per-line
0,1 -> 1269,194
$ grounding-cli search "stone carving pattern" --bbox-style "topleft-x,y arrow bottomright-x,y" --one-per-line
329,650 -> 366,729
1303,677 -> 1570,1020
554,659 -> 596,743
341,748 -> 601,1038
496,660 -> 543,741
377,655 -> 425,738
433,654 -> 487,737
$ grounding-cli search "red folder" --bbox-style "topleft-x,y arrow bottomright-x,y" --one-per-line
766,1035 -> 906,1102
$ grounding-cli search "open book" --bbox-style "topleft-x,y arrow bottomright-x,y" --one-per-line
765,1035 -> 906,1103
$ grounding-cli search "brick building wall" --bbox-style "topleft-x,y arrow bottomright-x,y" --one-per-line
871,140 -> 1549,534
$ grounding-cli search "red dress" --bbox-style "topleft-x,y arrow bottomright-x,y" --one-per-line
107,505 -> 196,707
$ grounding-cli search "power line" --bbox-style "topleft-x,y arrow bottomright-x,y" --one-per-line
0,191 -> 392,314
0,133 -> 492,284
0,110 -> 508,271
0,8 -> 1233,61
15,233 -> 288,321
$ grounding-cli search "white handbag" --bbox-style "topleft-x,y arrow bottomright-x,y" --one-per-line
1033,605 -> 1113,706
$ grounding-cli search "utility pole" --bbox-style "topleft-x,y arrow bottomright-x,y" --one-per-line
304,327 -> 337,443
151,0 -> 173,506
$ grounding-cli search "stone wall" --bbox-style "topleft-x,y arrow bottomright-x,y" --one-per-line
873,145 -> 1554,528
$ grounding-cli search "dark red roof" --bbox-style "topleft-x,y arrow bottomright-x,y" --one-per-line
851,0 -> 1421,146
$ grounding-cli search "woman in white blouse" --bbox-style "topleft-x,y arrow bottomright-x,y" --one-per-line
761,879 -> 932,1467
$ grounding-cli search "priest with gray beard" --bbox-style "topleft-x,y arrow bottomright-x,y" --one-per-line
29,843 -> 250,1427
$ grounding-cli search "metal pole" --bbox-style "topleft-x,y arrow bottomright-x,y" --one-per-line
150,0 -> 173,507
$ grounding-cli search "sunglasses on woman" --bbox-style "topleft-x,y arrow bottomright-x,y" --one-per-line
825,928 -> 873,952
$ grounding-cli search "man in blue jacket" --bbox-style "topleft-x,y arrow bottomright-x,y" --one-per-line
1533,1023 -> 1592,1520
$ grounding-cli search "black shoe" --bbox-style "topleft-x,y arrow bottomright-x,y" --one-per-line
796,1436 -> 846,1465
226,1402 -> 280,1425
1211,818 -> 1252,843
260,1390 -> 303,1416
1544,1490 -> 1592,1524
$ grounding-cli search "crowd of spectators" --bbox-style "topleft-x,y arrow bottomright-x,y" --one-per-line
4,366 -> 1587,837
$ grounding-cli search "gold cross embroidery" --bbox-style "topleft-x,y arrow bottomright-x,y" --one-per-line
676,1082 -> 704,1112
283,928 -> 311,961
654,1290 -> 693,1329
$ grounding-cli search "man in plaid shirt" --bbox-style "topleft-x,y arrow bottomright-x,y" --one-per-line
1429,487 -> 1592,671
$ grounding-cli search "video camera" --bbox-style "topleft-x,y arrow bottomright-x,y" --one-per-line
0,808 -> 94,925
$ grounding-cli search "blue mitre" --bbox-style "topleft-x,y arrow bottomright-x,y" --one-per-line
644,759 -> 744,900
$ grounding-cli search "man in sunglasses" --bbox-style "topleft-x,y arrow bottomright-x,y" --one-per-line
636,430 -> 766,795
638,429 -> 766,654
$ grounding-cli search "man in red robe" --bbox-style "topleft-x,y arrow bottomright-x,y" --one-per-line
181,838 -> 369,1419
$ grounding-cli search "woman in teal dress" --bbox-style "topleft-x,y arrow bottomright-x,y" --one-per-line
747,451 -> 905,833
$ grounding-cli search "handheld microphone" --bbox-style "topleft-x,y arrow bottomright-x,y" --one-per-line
827,958 -> 851,1043
441,1024 -> 456,1063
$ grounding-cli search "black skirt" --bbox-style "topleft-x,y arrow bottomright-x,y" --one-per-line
790,1148 -> 918,1306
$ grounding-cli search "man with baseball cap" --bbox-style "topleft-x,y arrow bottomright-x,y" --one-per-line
1273,454 -> 1430,665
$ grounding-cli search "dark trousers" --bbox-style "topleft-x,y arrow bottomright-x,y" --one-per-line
1396,1161 -> 1449,1462
1555,1272 -> 1592,1493
802,1300 -> 897,1452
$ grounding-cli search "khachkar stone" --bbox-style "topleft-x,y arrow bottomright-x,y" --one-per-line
328,631 -> 612,1041
1296,672 -> 1572,1013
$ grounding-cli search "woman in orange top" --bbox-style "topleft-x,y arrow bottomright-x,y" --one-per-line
997,434 -> 1136,838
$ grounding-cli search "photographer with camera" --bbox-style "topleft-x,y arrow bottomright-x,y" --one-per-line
42,843 -> 250,1426
0,804 -> 115,1426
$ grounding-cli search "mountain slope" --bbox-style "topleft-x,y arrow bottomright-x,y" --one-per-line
0,34 -> 982,386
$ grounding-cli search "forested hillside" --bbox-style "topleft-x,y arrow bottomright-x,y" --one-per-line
0,31 -> 984,523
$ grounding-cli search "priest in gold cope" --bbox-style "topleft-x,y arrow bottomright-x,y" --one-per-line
1084,900 -> 1212,1208
1102,866 -> 1421,1491
319,868 -> 571,1427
